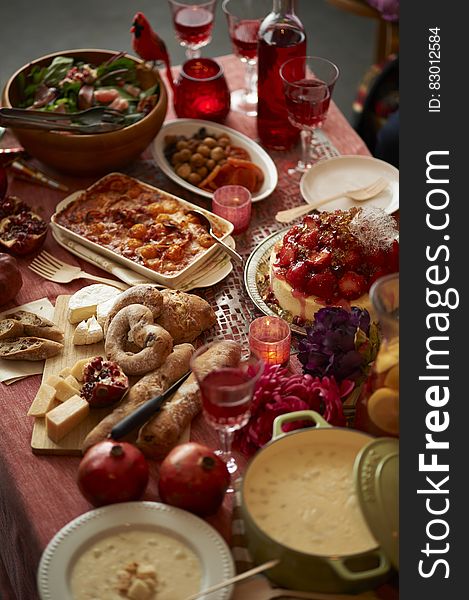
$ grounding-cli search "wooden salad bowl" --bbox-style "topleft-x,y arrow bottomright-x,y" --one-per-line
2,49 -> 168,176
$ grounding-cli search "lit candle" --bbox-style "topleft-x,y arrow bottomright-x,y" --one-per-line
248,316 -> 291,366
195,96 -> 224,115
213,185 -> 252,235
174,58 -> 230,123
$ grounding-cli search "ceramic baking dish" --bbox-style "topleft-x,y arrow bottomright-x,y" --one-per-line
51,173 -> 234,289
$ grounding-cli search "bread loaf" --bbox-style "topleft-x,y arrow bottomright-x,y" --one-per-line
0,337 -> 63,360
105,304 -> 173,375
155,290 -> 217,343
137,340 -> 241,459
104,285 -> 163,334
0,319 -> 24,340
5,310 -> 64,343
82,344 -> 194,452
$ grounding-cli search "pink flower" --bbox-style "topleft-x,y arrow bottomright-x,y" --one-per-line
235,364 -> 353,457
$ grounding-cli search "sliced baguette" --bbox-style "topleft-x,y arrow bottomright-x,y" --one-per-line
0,337 -> 63,361
4,310 -> 64,343
137,340 -> 241,459
0,319 -> 24,340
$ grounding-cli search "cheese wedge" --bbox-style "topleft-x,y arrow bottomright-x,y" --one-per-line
96,295 -> 119,327
70,357 -> 96,381
27,383 -> 57,417
88,315 -> 103,339
54,378 -> 80,402
45,374 -> 62,388
68,284 -> 121,324
46,395 -> 89,442
59,366 -> 72,378
73,316 -> 104,345
65,374 -> 81,391
73,320 -> 88,345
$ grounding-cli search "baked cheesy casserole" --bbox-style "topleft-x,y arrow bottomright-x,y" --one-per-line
54,173 -> 226,276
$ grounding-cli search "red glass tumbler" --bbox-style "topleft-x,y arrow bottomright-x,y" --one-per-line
174,58 -> 231,122
212,185 -> 252,234
248,316 -> 291,367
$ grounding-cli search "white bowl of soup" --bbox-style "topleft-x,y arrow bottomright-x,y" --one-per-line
240,410 -> 392,594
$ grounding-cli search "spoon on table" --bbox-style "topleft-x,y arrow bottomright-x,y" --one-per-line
182,560 -> 279,600
275,177 -> 389,223
188,209 -> 244,265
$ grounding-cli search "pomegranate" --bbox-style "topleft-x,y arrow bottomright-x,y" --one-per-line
78,440 -> 149,507
81,356 -> 129,408
0,196 -> 30,219
0,253 -> 23,306
158,443 -> 230,517
0,195 -> 48,255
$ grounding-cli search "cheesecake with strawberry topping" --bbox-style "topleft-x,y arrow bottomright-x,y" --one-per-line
270,208 -> 399,323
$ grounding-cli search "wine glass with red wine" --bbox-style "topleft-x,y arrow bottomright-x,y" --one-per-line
190,343 -> 263,491
280,56 -> 339,174
222,0 -> 270,116
168,0 -> 217,60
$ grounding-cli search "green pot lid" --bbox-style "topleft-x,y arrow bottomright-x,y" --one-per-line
354,438 -> 399,570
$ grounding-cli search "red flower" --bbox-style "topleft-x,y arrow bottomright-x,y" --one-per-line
235,364 -> 353,457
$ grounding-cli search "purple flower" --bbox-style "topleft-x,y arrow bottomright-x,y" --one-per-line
298,306 -> 376,383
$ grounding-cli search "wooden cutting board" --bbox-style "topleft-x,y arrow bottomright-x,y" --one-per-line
31,295 -> 109,455
30,295 -> 190,455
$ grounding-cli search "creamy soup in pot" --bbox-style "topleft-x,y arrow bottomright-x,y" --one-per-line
245,443 -> 378,556
70,528 -> 201,600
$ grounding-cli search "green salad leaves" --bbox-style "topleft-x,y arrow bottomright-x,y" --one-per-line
18,55 -> 159,116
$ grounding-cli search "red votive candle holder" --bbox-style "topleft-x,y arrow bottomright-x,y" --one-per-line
212,185 -> 252,234
248,316 -> 291,366
174,58 -> 231,122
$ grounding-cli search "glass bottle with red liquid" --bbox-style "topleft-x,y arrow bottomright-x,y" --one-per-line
354,274 -> 399,438
257,0 -> 307,150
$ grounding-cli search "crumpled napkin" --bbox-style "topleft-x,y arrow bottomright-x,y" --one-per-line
0,298 -> 55,384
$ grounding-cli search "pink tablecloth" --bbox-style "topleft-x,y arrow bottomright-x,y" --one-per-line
0,55 -> 369,600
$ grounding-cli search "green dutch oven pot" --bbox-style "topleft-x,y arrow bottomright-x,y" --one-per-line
240,410 -> 396,594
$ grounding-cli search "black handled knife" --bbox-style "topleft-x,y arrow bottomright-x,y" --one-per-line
110,370 -> 192,440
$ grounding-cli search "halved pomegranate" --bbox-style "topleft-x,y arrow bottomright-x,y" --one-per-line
0,196 -> 30,219
81,357 -> 129,408
0,210 -> 47,255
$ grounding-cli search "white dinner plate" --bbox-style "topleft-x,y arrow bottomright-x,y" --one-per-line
300,155 -> 399,214
152,119 -> 278,202
38,501 -> 235,600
